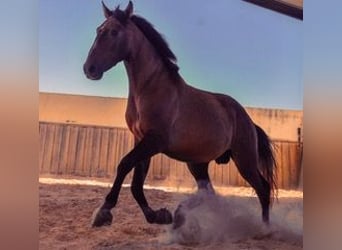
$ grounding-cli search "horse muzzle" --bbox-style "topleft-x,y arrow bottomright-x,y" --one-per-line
83,63 -> 104,80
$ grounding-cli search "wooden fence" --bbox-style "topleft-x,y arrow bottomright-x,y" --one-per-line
39,122 -> 303,189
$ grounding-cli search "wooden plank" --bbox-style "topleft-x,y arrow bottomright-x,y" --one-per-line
174,161 -> 185,190
107,128 -> 117,176
81,127 -> 92,176
212,162 -> 219,186
66,125 -> 79,175
41,124 -> 56,174
287,142 -> 295,188
167,157 -> 177,185
289,142 -> 300,188
278,142 -> 285,188
158,154 -> 164,180
39,123 -> 48,172
166,158 -> 175,187
242,0 -> 303,20
153,154 -> 163,181
159,155 -> 165,180
279,0 -> 303,9
74,126 -> 87,176
282,142 -> 289,189
220,164 -> 225,186
282,143 -> 291,189
99,128 -> 110,177
50,124 -> 63,174
217,163 -> 224,186
230,163 -> 239,186
277,142 -> 284,189
222,162 -> 230,186
91,127 -> 102,177
289,142 -> 297,188
79,127 -> 90,176
162,155 -> 171,181
58,125 -> 71,174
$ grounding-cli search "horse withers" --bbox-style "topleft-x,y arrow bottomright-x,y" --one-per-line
83,1 -> 277,228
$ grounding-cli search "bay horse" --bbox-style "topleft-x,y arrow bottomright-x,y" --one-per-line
83,1 -> 277,227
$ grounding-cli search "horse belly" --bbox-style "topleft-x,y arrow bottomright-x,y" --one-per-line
166,131 -> 230,163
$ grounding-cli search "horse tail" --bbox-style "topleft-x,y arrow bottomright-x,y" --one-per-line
255,124 -> 278,201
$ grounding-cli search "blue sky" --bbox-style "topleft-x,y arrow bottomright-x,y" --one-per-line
39,0 -> 302,110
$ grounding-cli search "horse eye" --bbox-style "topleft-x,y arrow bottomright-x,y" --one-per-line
111,30 -> 118,36
96,27 -> 108,36
96,28 -> 103,35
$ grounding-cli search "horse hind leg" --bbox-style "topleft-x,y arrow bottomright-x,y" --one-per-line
173,162 -> 214,229
215,149 -> 232,164
187,162 -> 214,193
232,149 -> 271,224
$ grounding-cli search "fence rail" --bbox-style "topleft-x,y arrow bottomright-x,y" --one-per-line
39,122 -> 302,189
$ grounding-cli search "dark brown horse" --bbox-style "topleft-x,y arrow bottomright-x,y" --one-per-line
83,1 -> 277,227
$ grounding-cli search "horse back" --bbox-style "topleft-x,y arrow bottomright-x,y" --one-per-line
165,85 -> 241,162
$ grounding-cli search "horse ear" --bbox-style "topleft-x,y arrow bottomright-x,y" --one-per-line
102,1 -> 112,18
125,1 -> 133,18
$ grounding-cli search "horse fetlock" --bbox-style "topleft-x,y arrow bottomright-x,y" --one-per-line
262,210 -> 270,225
91,208 -> 113,227
173,207 -> 185,229
154,208 -> 173,224
144,207 -> 173,224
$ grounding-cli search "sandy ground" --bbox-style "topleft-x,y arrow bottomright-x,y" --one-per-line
39,177 -> 303,250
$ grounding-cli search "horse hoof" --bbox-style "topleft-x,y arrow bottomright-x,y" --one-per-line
154,208 -> 173,224
173,208 -> 185,229
91,208 -> 113,227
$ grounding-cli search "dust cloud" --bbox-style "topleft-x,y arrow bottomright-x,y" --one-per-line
160,190 -> 302,247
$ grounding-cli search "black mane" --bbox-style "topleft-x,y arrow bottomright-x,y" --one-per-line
113,8 -> 179,78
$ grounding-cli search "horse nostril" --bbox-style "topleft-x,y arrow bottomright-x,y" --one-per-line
89,65 -> 96,74
84,63 -> 102,79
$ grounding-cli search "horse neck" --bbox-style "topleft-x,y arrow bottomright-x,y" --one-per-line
123,31 -> 181,97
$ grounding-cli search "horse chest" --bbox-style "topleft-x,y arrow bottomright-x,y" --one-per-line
126,96 -> 169,141
126,113 -> 144,141
126,98 -> 142,140
132,121 -> 144,141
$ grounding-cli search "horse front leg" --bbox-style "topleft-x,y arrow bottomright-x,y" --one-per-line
91,133 -> 166,227
131,158 -> 173,224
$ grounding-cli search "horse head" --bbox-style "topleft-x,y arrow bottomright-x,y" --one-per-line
83,1 -> 134,80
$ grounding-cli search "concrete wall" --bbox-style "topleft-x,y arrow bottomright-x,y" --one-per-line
39,93 -> 127,128
39,92 -> 303,142
246,108 -> 302,141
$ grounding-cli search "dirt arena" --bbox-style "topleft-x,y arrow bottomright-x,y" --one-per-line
39,177 -> 303,250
